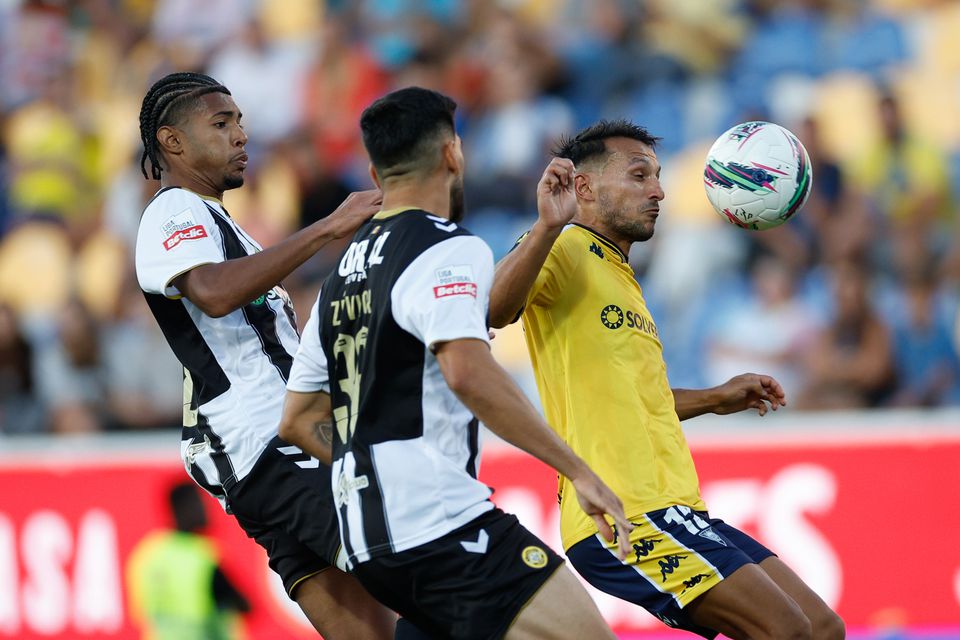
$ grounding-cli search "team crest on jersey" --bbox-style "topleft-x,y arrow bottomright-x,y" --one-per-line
161,209 -> 208,251
521,545 -> 548,569
433,265 -> 477,299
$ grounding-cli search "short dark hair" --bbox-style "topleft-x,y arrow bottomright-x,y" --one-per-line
138,72 -> 231,180
360,87 -> 457,178
554,119 -> 660,167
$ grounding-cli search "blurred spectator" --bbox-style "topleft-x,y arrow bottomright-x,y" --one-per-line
0,303 -> 43,434
5,69 -> 98,229
127,481 -> 250,640
705,255 -> 820,397
846,89 -> 953,271
798,259 -> 895,409
300,15 -> 389,172
887,259 -> 960,407
151,0 -> 252,67
33,298 -> 107,433
750,115 -> 846,271
101,272 -> 183,431
0,0 -> 71,110
207,18 -> 315,151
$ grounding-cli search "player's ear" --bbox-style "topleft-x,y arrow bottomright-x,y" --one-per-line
574,173 -> 594,202
156,125 -> 182,157
368,163 -> 382,189
442,136 -> 463,175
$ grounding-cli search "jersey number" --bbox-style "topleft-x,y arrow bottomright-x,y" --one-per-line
332,327 -> 368,443
664,505 -> 710,534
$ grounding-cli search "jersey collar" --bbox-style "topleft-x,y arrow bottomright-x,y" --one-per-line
374,207 -> 419,220
572,223 -> 629,263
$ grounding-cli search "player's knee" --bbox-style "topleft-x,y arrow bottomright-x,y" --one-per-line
811,608 -> 845,640
768,605 -> 811,640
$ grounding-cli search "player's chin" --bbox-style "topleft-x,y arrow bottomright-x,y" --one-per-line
223,172 -> 245,190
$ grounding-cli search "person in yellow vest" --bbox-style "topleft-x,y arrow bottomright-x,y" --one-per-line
126,482 -> 250,640
488,120 -> 845,640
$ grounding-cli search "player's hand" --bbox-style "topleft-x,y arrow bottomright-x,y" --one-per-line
536,158 -> 577,230
571,470 -> 633,560
711,373 -> 786,416
324,189 -> 383,239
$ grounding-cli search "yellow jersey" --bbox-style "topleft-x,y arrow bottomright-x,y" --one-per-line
520,224 -> 706,550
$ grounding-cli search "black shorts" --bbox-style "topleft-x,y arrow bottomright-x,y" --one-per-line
352,508 -> 564,640
225,436 -> 341,599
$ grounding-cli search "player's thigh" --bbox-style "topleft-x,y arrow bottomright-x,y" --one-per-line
294,568 -> 396,640
758,557 -> 845,639
684,562 -> 810,640
505,565 -> 616,640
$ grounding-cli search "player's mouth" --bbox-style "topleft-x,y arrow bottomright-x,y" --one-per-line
233,153 -> 248,169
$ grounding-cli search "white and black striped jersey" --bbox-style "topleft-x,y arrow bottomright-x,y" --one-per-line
287,208 -> 495,565
135,187 -> 300,506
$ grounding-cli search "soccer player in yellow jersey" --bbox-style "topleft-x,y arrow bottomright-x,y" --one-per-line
489,120 -> 845,640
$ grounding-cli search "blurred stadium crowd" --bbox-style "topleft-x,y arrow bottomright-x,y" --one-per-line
2,0 -> 960,435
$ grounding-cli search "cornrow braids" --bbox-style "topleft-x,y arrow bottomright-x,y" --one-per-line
138,72 -> 231,180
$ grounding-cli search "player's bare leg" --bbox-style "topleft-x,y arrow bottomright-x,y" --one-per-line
759,557 -> 845,639
684,563 -> 811,640
294,568 -> 397,639
505,566 -> 616,640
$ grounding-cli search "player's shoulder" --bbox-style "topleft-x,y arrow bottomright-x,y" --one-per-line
549,224 -> 592,263
379,209 -> 482,257
141,187 -> 217,226
384,209 -> 472,238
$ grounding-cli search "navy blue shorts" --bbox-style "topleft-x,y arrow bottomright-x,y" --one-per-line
566,505 -> 775,639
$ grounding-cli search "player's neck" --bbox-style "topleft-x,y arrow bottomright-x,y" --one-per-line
161,170 -> 224,202
573,214 -> 632,258
379,175 -> 451,220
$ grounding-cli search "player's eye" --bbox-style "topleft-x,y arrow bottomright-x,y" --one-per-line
214,122 -> 226,128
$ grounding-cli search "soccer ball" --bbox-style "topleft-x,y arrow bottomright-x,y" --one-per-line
703,121 -> 813,231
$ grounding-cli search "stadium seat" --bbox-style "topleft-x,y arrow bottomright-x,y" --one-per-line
0,222 -> 72,316
75,230 -> 128,320
810,72 -> 882,163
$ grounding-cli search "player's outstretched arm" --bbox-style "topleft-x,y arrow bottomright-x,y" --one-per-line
278,390 -> 334,465
673,373 -> 787,421
434,337 -> 633,558
488,158 -> 576,328
175,190 -> 382,317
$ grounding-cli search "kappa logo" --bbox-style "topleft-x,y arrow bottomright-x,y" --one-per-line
680,573 -> 712,595
589,242 -> 605,259
521,545 -> 549,569
659,554 -> 688,582
633,538 -> 663,561
163,225 -> 208,250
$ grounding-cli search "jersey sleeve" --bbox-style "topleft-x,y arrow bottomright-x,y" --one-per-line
287,296 -> 331,393
135,189 -> 225,298
525,227 -> 580,308
391,235 -> 493,350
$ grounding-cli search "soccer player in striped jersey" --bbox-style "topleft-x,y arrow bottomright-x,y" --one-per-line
488,120 -> 845,640
134,72 -> 395,638
278,87 -> 632,640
